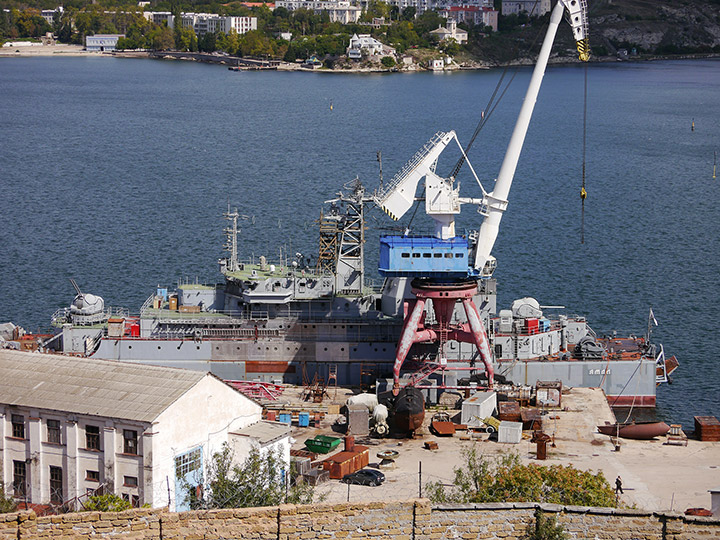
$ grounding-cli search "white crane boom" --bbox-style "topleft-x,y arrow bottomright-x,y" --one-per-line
472,0 -> 589,273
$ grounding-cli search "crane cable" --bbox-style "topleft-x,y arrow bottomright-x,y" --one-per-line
580,61 -> 588,244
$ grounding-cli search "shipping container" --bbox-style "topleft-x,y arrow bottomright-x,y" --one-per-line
461,391 -> 497,427
498,421 -> 523,444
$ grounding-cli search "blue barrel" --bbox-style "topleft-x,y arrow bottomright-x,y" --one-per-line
278,413 -> 292,424
298,412 -> 310,427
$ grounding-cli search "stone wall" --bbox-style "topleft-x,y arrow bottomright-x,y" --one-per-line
1,500 -> 719,540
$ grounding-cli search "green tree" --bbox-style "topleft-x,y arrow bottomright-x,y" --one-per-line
425,448 -> 616,507
0,484 -> 17,514
149,25 -> 174,50
176,26 -> 198,51
381,55 -> 395,67
361,0 -> 390,22
401,6 -> 416,21
179,443 -> 314,510
82,494 -> 132,512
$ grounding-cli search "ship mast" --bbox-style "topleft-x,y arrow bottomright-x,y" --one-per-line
223,205 -> 240,273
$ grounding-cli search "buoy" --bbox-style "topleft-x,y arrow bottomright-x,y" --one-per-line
692,119 -> 695,131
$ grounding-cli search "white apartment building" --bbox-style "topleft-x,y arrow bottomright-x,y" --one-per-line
274,1 -> 362,24
143,11 -> 258,35
501,0 -> 551,16
0,350 -> 289,512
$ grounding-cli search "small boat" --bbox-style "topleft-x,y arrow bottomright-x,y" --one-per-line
597,421 -> 670,440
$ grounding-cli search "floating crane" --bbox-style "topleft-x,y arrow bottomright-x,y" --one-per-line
373,0 -> 590,394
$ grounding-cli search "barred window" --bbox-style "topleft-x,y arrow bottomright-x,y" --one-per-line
13,461 -> 26,497
50,466 -> 63,504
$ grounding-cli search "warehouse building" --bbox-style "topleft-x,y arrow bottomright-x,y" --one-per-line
0,350 -> 288,512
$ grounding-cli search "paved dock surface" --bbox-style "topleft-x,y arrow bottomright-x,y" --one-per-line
281,387 -> 720,511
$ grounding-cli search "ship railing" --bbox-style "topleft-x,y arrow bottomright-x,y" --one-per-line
374,131 -> 447,202
51,307 -> 71,326
52,306 -> 129,327
140,294 -> 155,314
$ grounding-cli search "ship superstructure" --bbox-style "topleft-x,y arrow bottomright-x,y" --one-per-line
47,0 -> 676,407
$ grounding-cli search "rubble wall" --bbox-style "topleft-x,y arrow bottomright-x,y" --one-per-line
2,500 -> 719,539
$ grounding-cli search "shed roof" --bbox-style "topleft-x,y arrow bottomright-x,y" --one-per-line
231,420 -> 291,445
0,349 -> 209,423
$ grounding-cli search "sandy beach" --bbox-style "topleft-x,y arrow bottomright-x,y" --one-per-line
0,43 -> 109,57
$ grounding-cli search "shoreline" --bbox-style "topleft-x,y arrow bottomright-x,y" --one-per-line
2,43 -> 719,72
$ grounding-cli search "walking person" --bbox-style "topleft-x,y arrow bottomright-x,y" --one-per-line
615,476 -> 624,495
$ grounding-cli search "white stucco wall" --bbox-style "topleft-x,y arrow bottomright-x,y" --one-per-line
148,375 -> 262,510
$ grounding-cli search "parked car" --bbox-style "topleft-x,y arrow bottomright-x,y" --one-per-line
342,468 -> 385,486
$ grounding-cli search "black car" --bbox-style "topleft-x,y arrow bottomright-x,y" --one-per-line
342,468 -> 386,486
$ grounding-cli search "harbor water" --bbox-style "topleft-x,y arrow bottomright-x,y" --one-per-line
1,56 -> 719,428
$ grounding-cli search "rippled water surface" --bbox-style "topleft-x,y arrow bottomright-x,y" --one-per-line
1,56 -> 719,427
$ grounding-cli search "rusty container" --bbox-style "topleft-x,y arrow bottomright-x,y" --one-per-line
344,435 -> 355,452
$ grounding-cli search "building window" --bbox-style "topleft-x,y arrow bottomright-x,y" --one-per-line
131,494 -> 140,508
86,425 -> 100,450
47,419 -> 61,444
86,470 -> 99,482
13,461 -> 26,497
49,466 -> 63,504
12,414 -> 25,439
123,430 -> 138,454
175,448 -> 202,477
123,476 -> 138,487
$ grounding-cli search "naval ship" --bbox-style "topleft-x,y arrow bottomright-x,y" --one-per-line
45,0 -> 677,407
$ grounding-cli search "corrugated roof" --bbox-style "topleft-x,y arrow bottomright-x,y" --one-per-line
0,349 -> 208,423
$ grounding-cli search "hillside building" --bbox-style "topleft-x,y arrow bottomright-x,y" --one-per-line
274,1 -> 362,24
143,12 -> 258,35
439,5 -> 498,31
501,0 -> 551,16
429,20 -> 468,44
347,33 -> 396,59
0,350 -> 289,512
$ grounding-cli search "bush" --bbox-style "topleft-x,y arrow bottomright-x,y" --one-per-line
523,508 -> 568,540
0,484 -> 17,514
381,55 -> 395,67
425,448 -> 616,507
82,494 -> 132,512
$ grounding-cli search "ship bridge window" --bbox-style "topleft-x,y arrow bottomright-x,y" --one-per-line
433,253 -> 442,258
412,253 -> 421,258
401,253 -> 410,258
423,253 -> 431,258
455,253 -> 464,258
444,253 -> 453,258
